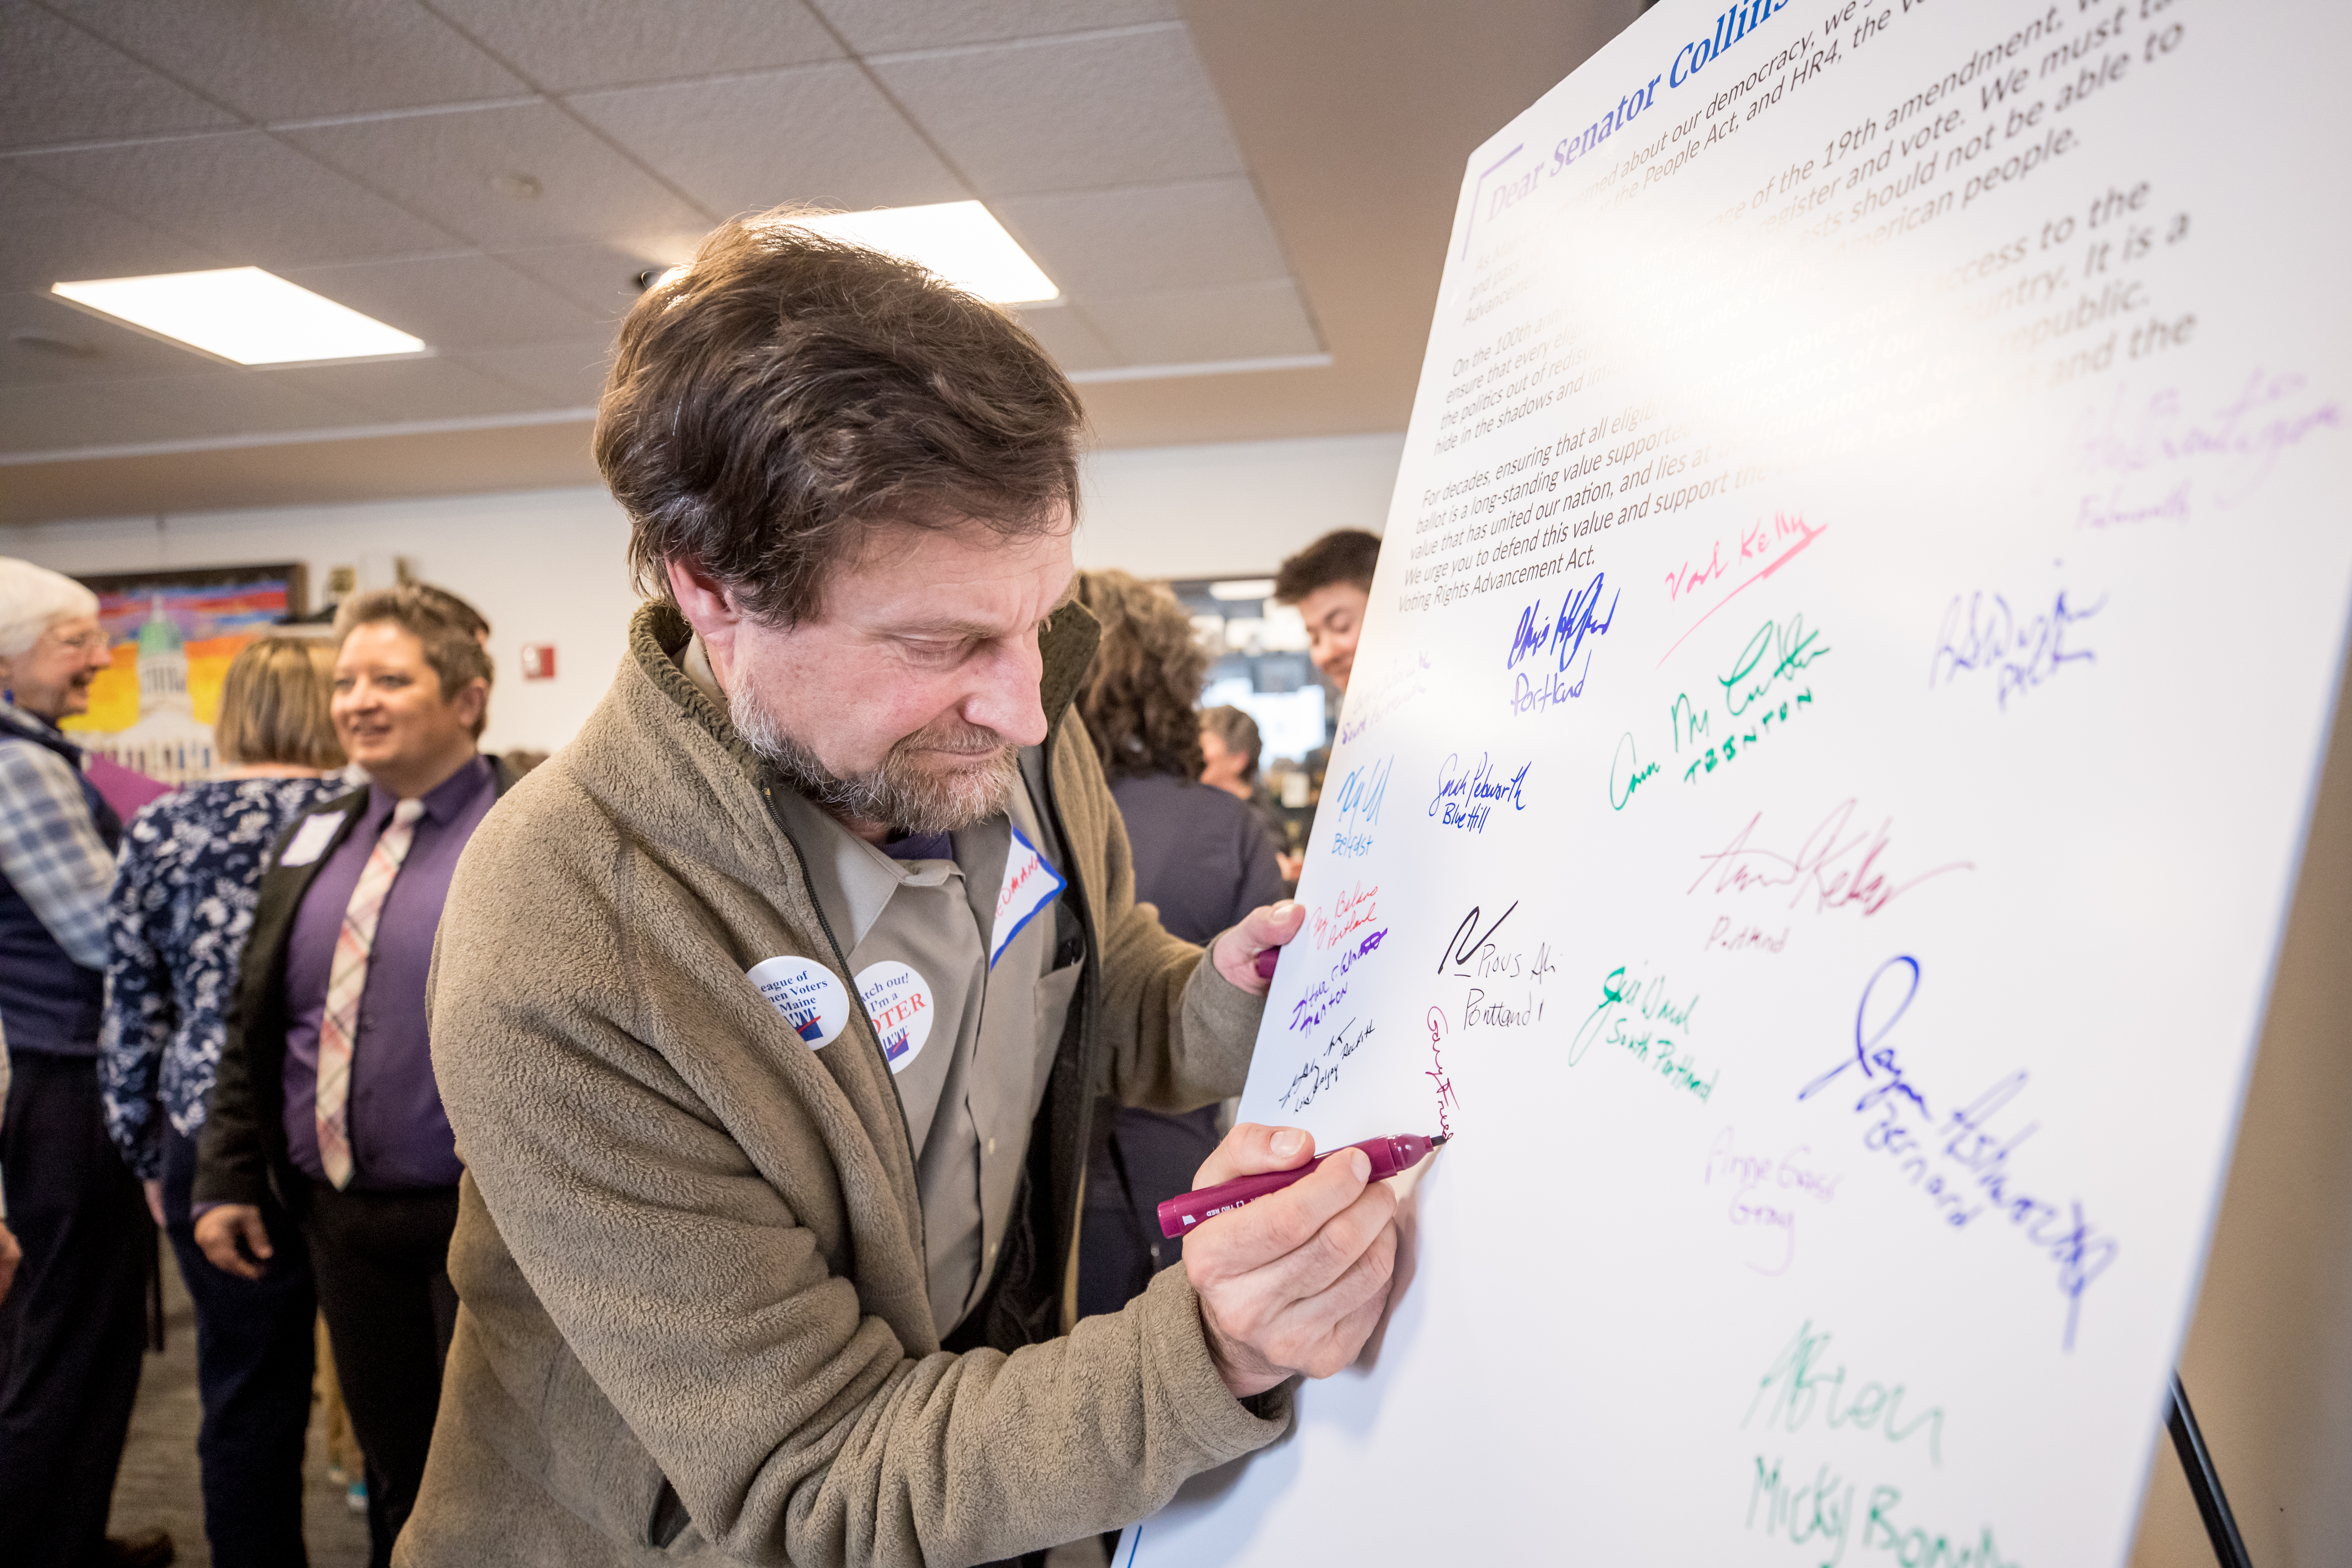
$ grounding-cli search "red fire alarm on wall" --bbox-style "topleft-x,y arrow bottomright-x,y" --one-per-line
520,644 -> 557,681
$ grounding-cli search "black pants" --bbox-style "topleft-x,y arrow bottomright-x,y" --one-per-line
162,1125 -> 316,1568
0,1050 -> 155,1568
302,1181 -> 458,1568
1077,1104 -> 1222,1320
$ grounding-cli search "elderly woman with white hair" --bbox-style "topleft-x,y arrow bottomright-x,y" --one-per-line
0,556 -> 173,1568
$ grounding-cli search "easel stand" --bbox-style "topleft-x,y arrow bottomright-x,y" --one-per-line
2168,1373 -> 2253,1568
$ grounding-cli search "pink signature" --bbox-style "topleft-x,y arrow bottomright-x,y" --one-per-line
1424,1007 -> 1458,1140
1688,800 -> 1972,916
1658,513 -> 1827,668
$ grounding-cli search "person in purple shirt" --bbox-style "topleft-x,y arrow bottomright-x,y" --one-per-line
194,585 -> 515,1568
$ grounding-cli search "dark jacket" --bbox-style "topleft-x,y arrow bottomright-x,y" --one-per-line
193,759 -> 517,1212
0,707 -> 122,1057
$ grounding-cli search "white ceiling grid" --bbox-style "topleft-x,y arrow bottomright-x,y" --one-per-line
0,0 -> 1324,461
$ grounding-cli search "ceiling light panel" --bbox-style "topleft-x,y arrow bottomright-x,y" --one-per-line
50,268 -> 424,365
791,202 -> 1057,303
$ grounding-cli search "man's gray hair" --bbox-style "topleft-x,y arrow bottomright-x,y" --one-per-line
0,558 -> 99,661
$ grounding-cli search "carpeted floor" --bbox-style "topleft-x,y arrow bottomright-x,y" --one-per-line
108,1242 -> 371,1567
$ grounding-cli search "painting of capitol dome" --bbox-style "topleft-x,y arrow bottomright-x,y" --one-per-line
61,564 -> 309,786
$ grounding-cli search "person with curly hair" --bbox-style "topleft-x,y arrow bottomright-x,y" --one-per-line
1070,571 -> 1287,1319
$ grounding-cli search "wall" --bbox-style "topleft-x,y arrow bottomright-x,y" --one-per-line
2,431 -> 1407,754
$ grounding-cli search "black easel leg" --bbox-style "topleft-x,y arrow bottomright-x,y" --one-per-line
2167,1372 -> 2253,1568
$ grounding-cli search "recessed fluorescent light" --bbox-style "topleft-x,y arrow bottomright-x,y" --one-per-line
50,268 -> 424,365
787,202 -> 1058,303
1209,578 -> 1279,600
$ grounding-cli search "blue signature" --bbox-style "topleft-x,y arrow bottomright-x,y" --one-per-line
1288,928 -> 1388,1033
1928,588 -> 2104,710
1799,956 -> 2117,1351
1428,752 -> 1532,835
1328,756 -> 1391,859
1506,574 -> 1620,674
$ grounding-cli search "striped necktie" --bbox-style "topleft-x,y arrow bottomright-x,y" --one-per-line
315,798 -> 426,1190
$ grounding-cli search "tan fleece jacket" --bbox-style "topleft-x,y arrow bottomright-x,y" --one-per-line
398,602 -> 1287,1568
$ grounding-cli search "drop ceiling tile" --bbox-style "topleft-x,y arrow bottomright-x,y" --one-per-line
0,288 -> 230,385
429,0 -> 841,91
18,132 -> 462,266
0,163 -> 221,291
0,0 -> 241,151
873,29 -> 1243,196
46,0 -> 527,121
443,337 -> 614,405
269,353 -> 553,421
813,0 -> 1177,54
0,369 -> 373,455
995,178 -> 1285,297
494,239 -> 694,318
1076,279 -> 1321,366
281,253 -> 610,348
1008,302 -> 1116,374
0,378 -> 191,453
567,63 -> 966,216
280,103 -> 711,250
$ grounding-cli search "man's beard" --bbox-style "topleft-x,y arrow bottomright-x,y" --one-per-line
731,684 -> 1020,834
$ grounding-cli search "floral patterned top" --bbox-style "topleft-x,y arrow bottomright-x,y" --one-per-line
99,775 -> 354,1179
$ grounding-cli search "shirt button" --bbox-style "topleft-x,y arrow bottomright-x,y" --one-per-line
985,1137 -> 996,1155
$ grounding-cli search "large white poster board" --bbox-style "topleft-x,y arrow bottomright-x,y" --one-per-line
1126,0 -> 2348,1562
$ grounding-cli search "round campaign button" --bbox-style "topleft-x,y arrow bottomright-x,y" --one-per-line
745,956 -> 850,1049
856,960 -> 935,1076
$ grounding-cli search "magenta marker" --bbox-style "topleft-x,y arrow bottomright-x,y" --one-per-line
1157,1132 -> 1447,1239
1253,945 -> 1282,981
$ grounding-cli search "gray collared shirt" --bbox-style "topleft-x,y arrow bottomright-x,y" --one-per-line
689,639 -> 1081,1335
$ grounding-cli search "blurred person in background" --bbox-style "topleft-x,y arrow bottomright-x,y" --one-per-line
1070,571 -> 1287,1320
1271,529 -> 1381,696
1271,530 -> 1381,810
1199,703 -> 1296,882
0,557 -> 174,1568
101,634 -> 349,1567
195,586 -> 513,1568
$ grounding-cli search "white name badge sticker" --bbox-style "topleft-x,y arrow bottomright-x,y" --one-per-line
276,813 -> 345,868
990,825 -> 1066,968
745,956 -> 850,1049
855,960 -> 936,1075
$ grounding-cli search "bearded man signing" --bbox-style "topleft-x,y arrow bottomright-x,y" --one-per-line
401,219 -> 1400,1568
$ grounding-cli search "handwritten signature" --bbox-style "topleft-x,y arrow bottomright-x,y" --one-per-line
1327,757 -> 1391,858
1275,1015 -> 1378,1113
1928,588 -> 2104,710
1723,615 -> 1830,717
1428,752 -> 1532,835
2073,369 -> 2342,510
1798,956 -> 2119,1350
1658,513 -> 1828,668
1337,651 -> 1433,746
1706,1133 -> 1842,1278
1425,1009 -> 1458,1140
1689,801 -> 1974,916
1287,927 -> 1388,1034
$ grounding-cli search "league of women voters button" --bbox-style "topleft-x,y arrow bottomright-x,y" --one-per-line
855,960 -> 934,1075
745,955 -> 850,1048
990,826 -> 1065,968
